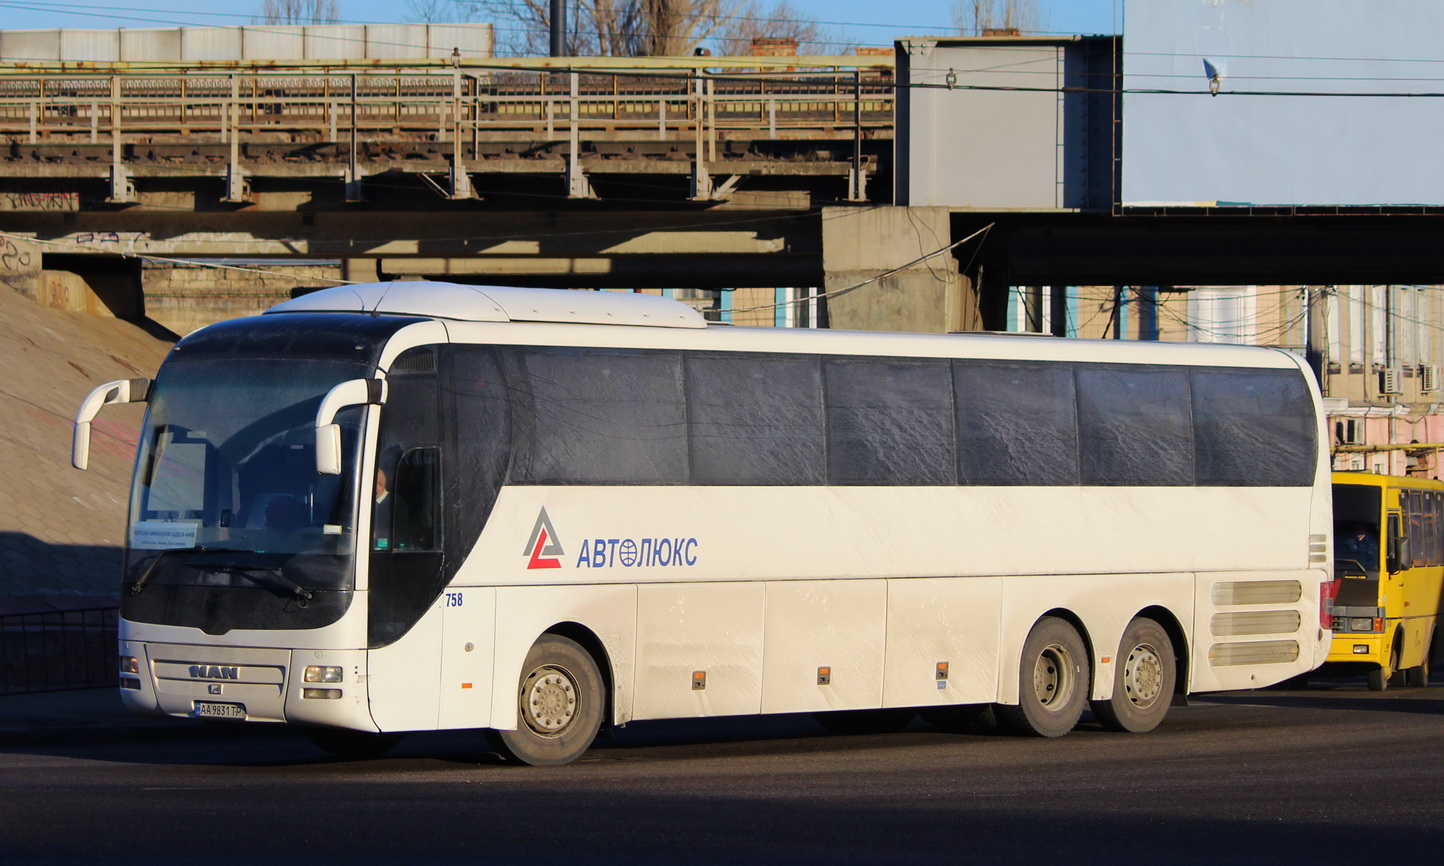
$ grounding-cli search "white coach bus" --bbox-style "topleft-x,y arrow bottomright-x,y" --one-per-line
73,283 -> 1334,765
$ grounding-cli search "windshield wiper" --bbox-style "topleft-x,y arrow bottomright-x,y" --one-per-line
130,546 -> 252,596
199,563 -> 315,602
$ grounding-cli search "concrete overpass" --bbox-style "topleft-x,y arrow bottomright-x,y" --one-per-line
6,34 -> 1444,339
0,54 -> 934,333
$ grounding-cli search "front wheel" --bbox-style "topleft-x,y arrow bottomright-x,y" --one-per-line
1367,635 -> 1401,692
489,635 -> 604,767
996,616 -> 1090,738
1366,659 -> 1394,691
1090,617 -> 1177,733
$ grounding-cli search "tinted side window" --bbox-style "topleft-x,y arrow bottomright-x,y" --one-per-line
446,345 -> 510,539
687,353 -> 825,485
825,358 -> 956,485
513,347 -> 687,484
1192,368 -> 1316,487
1077,366 -> 1193,486
955,360 -> 1079,485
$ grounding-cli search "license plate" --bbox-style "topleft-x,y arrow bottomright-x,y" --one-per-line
193,702 -> 246,720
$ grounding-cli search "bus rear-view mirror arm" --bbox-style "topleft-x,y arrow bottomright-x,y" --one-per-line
72,378 -> 152,471
315,378 -> 387,475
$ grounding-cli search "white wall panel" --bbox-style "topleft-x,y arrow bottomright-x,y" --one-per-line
1124,0 -> 1444,205
59,30 -> 118,61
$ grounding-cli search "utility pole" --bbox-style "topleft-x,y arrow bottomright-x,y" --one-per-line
1306,285 -> 1329,391
550,0 -> 566,57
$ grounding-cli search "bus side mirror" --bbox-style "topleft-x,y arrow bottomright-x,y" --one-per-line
72,378 -> 151,470
315,378 -> 387,475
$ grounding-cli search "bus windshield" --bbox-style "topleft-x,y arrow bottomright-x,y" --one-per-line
124,356 -> 369,599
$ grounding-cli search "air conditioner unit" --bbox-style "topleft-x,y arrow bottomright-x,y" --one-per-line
1422,365 -> 1440,392
1336,419 -> 1365,446
1380,368 -> 1402,395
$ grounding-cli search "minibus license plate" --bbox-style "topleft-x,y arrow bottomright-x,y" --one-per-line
194,702 -> 246,720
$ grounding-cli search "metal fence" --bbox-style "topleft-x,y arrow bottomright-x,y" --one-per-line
0,63 -> 895,144
0,605 -> 118,695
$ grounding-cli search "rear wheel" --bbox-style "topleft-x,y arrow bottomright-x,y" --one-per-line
489,635 -> 604,767
1406,627 -> 1435,688
996,617 -> 1090,738
305,728 -> 404,759
1091,617 -> 1176,733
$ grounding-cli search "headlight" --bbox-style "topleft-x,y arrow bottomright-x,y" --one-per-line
304,665 -> 343,684
1349,617 -> 1375,632
119,656 -> 139,675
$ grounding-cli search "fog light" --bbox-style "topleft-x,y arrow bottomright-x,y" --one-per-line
304,665 -> 342,684
1353,644 -> 1369,654
120,656 -> 139,675
120,677 -> 141,690
303,688 -> 342,700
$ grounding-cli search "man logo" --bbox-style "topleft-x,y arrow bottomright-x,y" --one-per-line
524,508 -> 563,569
189,665 -> 239,680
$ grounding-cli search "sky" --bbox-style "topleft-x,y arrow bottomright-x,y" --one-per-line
0,1 -> 1122,52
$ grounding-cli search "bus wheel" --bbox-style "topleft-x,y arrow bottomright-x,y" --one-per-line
305,728 -> 404,759
491,635 -> 604,767
1408,628 -> 1436,687
1366,660 -> 1394,691
1090,617 -> 1177,733
996,617 -> 1090,738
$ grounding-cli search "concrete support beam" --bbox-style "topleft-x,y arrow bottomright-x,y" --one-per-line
0,235 -> 41,301
821,206 -> 976,333
343,258 -> 381,284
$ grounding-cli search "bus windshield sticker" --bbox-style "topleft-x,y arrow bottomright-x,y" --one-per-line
130,520 -> 200,550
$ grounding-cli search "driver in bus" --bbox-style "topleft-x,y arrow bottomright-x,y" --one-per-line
1336,523 -> 1379,570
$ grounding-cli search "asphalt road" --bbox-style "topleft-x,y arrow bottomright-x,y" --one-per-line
2,682 -> 1442,866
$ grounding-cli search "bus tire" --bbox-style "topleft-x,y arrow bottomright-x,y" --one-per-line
996,617 -> 1090,738
1090,617 -> 1176,733
305,728 -> 404,759
1409,627 -> 1437,687
1366,661 -> 1393,691
491,634 -> 604,767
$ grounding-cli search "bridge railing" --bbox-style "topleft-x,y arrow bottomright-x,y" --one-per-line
0,60 -> 894,145
0,605 -> 118,695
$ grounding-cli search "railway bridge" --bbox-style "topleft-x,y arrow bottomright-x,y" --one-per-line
6,26 -> 1444,341
0,53 -> 923,334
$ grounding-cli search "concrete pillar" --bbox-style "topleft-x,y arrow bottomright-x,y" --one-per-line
344,257 -> 381,284
0,235 -> 41,302
35,255 -> 143,318
821,206 -> 976,333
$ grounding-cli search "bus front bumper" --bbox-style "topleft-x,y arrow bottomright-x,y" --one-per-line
118,641 -> 378,732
